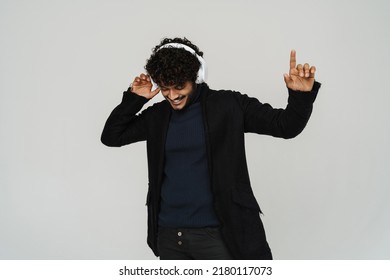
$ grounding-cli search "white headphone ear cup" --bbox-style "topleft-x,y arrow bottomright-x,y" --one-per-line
150,77 -> 158,91
196,56 -> 207,84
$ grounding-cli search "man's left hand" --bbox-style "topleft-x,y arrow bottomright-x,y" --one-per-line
283,50 -> 316,92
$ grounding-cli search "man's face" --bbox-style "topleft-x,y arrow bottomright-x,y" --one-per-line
160,81 -> 194,110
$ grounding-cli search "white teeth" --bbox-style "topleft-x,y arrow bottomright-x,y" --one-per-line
172,96 -> 184,104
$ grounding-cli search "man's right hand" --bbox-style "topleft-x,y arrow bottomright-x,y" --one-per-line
131,73 -> 160,99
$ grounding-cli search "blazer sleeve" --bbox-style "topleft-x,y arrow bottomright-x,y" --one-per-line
101,89 -> 150,147
239,81 -> 321,138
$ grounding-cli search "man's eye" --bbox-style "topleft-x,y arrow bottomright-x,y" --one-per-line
175,86 -> 184,90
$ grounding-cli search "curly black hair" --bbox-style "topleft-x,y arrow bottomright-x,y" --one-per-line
145,37 -> 204,87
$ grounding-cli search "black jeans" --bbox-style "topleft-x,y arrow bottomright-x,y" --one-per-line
157,227 -> 233,260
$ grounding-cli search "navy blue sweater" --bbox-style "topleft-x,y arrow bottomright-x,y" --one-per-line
158,87 -> 220,228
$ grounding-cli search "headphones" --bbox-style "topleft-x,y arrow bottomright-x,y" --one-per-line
150,43 -> 207,90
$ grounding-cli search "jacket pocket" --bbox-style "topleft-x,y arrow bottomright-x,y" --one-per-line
231,188 -> 262,213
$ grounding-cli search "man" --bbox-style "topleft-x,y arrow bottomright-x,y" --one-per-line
101,37 -> 321,260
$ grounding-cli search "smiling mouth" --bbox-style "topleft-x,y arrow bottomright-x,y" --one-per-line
169,96 -> 185,105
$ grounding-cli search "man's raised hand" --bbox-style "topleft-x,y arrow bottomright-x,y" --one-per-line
283,50 -> 316,92
131,73 -> 160,99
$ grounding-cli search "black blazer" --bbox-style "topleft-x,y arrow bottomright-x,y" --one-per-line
101,82 -> 321,259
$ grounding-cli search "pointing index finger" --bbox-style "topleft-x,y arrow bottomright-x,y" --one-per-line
290,49 -> 296,70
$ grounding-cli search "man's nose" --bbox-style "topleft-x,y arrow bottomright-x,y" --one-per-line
167,90 -> 178,100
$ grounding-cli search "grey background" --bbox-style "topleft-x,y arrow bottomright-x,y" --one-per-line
1,0 -> 389,259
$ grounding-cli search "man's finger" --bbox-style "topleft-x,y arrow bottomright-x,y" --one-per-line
297,64 -> 304,77
151,87 -> 160,96
304,63 -> 310,77
133,76 -> 141,84
309,66 -> 316,78
290,49 -> 296,70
